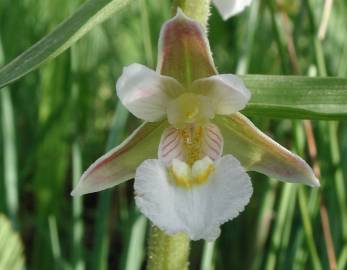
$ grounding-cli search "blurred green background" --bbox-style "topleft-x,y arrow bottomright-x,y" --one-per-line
0,0 -> 346,269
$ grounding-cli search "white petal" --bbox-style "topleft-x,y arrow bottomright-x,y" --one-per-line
116,63 -> 184,122
134,156 -> 252,241
213,0 -> 253,20
158,124 -> 223,165
192,74 -> 251,115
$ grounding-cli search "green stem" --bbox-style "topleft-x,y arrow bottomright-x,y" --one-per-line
172,0 -> 211,28
147,226 -> 190,270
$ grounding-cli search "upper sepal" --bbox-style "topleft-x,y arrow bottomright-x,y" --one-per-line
71,121 -> 167,196
215,113 -> 320,187
157,9 -> 217,87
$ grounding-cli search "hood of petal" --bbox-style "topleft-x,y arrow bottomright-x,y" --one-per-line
157,9 -> 217,87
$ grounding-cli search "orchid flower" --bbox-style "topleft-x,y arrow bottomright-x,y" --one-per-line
71,10 -> 319,241
213,0 -> 253,20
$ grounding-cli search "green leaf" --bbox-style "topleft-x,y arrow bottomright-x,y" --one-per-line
242,75 -> 347,120
0,214 -> 25,270
1,89 -> 18,223
0,0 -> 130,89
124,216 -> 147,270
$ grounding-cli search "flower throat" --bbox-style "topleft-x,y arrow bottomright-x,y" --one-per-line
180,125 -> 204,166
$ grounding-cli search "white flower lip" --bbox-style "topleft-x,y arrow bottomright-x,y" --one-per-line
134,155 -> 253,241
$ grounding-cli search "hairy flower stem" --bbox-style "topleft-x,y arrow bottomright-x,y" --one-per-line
172,0 -> 211,28
147,226 -> 190,270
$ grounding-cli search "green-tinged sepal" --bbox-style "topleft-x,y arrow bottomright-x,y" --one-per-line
157,9 -> 217,87
71,121 -> 167,196
215,113 -> 320,187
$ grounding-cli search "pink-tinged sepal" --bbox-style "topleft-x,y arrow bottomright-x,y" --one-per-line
157,9 -> 217,86
71,121 -> 167,196
215,114 -> 320,187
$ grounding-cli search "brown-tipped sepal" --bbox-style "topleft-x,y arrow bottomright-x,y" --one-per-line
157,9 -> 217,87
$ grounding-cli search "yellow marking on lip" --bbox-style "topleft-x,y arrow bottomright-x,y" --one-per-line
193,164 -> 215,184
170,125 -> 214,188
168,166 -> 192,188
169,158 -> 215,189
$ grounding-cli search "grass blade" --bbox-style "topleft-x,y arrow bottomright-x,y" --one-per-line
124,216 -> 147,270
264,184 -> 296,270
251,180 -> 278,270
48,215 -> 61,263
242,75 -> 347,119
298,187 -> 322,270
0,0 -> 130,89
72,141 -> 85,270
0,38 -> 18,225
1,89 -> 18,224
200,241 -> 215,270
